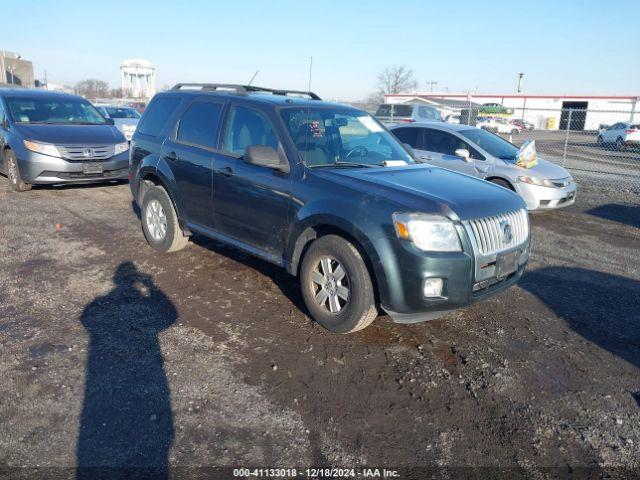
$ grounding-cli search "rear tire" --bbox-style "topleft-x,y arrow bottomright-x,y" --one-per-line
616,137 -> 625,151
300,235 -> 377,333
489,178 -> 515,191
510,129 -> 519,135
5,150 -> 31,192
141,186 -> 189,252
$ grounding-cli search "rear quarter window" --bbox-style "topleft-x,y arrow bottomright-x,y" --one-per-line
137,96 -> 181,137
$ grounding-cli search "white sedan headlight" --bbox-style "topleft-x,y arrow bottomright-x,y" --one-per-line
393,213 -> 462,252
114,142 -> 129,155
23,140 -> 61,158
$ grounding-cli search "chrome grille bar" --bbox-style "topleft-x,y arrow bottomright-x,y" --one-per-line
465,209 -> 529,256
57,145 -> 115,161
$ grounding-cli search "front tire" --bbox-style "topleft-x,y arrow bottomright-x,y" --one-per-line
300,235 -> 377,333
615,137 -> 625,151
141,186 -> 189,252
5,151 -> 31,192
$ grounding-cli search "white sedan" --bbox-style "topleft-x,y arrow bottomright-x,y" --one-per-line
477,117 -> 521,135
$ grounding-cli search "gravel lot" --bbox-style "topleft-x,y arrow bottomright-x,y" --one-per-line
0,174 -> 639,478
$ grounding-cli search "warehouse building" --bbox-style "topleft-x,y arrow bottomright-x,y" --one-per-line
0,50 -> 35,88
384,92 -> 640,131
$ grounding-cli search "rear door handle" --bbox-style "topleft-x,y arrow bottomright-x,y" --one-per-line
164,151 -> 179,162
219,166 -> 235,178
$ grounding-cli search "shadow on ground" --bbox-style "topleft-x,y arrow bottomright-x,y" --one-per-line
521,266 -> 640,371
76,261 -> 176,479
586,203 -> 640,228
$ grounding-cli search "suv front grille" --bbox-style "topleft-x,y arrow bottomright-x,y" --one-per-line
466,209 -> 529,255
57,145 -> 115,161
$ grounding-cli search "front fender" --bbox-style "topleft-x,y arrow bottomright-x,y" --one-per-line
284,197 -> 397,308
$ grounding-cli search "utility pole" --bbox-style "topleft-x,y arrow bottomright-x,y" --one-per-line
517,73 -> 524,93
426,80 -> 438,92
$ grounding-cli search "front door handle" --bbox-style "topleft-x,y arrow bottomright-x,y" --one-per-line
219,166 -> 235,178
164,151 -> 179,162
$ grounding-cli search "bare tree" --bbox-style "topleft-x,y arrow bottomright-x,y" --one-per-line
109,88 -> 123,99
373,65 -> 418,101
75,79 -> 110,99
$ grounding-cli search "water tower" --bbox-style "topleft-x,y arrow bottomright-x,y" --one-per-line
120,58 -> 156,99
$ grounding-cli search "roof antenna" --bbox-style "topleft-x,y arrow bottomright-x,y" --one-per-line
248,70 -> 259,86
303,56 -> 313,167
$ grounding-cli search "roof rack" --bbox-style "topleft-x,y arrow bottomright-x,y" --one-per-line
170,83 -> 321,100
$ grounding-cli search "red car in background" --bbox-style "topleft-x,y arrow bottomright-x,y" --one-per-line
510,119 -> 535,130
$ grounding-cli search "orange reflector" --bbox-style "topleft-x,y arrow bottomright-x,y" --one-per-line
394,221 -> 410,240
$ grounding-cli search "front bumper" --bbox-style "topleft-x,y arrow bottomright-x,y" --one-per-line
378,227 -> 530,324
516,181 -> 577,211
16,150 -> 129,185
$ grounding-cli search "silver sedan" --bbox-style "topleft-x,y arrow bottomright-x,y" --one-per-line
391,122 -> 576,211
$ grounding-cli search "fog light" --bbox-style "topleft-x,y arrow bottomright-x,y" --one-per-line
423,278 -> 444,298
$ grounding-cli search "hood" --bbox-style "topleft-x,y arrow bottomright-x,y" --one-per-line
311,164 -> 524,221
14,123 -> 125,145
523,158 -> 572,180
113,118 -> 139,129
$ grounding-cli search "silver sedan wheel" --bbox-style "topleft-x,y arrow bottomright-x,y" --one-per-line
7,159 -> 18,185
145,199 -> 167,242
310,256 -> 350,314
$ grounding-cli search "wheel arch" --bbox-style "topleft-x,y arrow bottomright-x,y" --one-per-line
286,217 -> 387,307
485,176 -> 515,191
136,168 -> 188,234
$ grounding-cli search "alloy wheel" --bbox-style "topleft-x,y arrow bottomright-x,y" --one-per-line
310,256 -> 350,314
7,159 -> 17,185
145,199 -> 167,241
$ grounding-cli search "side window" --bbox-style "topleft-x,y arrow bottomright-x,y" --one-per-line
418,106 -> 437,120
423,129 -> 471,156
222,106 -> 278,156
0,102 -> 5,124
138,96 -> 181,137
392,127 -> 422,148
176,101 -> 223,149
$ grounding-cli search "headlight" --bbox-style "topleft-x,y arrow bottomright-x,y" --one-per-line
392,213 -> 462,252
23,140 -> 61,158
114,142 -> 129,155
517,176 -> 555,188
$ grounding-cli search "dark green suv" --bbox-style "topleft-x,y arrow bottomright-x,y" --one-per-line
129,83 -> 530,333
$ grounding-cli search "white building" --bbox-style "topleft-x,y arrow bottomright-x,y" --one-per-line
384,92 -> 640,130
120,58 -> 156,99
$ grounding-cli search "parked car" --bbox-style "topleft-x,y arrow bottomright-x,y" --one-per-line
510,119 -> 534,131
477,117 -> 521,134
391,122 -> 576,211
445,114 -> 461,124
479,103 -> 513,115
596,122 -> 640,150
129,83 -> 530,333
95,105 -> 141,141
0,88 -> 129,191
374,103 -> 442,126
128,101 -> 147,113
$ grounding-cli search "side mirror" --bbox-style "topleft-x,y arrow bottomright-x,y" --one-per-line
455,148 -> 472,162
244,145 -> 290,173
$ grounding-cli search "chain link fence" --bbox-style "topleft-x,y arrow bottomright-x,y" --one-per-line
438,105 -> 640,189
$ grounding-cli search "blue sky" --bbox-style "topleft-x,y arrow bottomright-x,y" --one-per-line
4,0 -> 639,99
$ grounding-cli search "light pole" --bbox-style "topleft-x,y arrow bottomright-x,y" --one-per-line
517,73 -> 524,93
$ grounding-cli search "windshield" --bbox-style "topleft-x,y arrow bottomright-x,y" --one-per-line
7,97 -> 107,125
375,104 -> 413,117
104,106 -> 141,119
459,128 -> 520,160
281,106 -> 414,168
